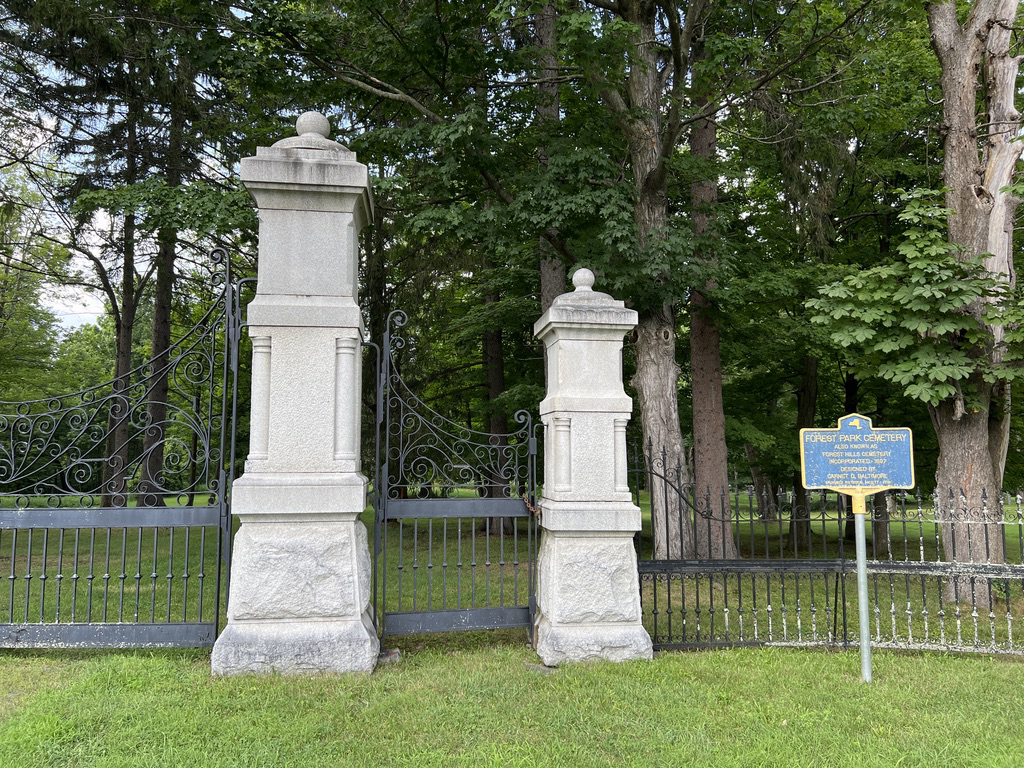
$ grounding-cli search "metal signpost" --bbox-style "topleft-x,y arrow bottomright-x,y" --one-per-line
800,414 -> 914,683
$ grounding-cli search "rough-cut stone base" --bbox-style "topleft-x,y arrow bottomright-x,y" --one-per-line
226,519 -> 371,622
538,530 -> 642,624
535,616 -> 653,665
211,614 -> 378,675
533,525 -> 652,666
213,514 -> 376,676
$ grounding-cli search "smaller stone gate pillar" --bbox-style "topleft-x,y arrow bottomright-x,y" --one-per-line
533,269 -> 653,665
211,112 -> 378,675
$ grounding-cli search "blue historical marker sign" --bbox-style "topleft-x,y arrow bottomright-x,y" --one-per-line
800,414 -> 914,493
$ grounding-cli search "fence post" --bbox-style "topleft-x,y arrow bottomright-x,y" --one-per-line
533,268 -> 653,664
211,112 -> 378,675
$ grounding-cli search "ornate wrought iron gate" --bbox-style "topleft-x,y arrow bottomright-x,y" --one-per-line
371,311 -> 537,637
0,249 -> 241,648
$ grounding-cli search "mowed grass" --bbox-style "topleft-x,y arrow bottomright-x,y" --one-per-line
1,644 -> 1024,767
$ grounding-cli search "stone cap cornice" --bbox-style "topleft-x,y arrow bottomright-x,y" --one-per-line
240,111 -> 373,219
537,499 -> 641,533
539,396 -> 633,415
534,268 -> 638,339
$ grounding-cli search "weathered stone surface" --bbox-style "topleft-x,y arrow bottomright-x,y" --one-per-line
240,326 -> 363,476
538,533 -> 641,624
535,617 -> 653,666
541,414 -> 634,504
227,521 -> 366,621
537,500 -> 640,533
532,269 -> 652,664
211,616 -> 379,676
231,473 -> 367,521
213,112 -> 377,676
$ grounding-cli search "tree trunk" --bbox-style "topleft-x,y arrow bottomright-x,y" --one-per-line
789,355 -> 818,552
927,0 -> 1021,613
138,226 -> 175,505
871,491 -> 890,560
633,308 -> 691,559
539,255 -> 565,313
691,289 -> 733,558
687,29 -> 735,560
482,291 -> 513,534
744,443 -> 777,520
617,0 -> 692,559
102,111 -> 140,505
140,75 -> 187,505
103,207 -> 137,505
931,388 -> 1006,615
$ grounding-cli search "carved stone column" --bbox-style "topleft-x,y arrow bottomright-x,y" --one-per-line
533,269 -> 653,664
212,112 -> 378,675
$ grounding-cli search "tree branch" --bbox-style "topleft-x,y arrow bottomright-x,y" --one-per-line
583,0 -> 620,12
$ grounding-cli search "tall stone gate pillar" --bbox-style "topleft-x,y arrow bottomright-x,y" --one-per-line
212,112 -> 378,675
533,269 -> 653,665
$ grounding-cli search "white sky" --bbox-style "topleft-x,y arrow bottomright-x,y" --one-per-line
45,289 -> 105,329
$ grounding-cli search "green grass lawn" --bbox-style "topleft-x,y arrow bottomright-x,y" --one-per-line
1,643 -> 1023,767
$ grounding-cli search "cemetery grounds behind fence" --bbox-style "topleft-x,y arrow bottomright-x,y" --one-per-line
631,441 -> 1024,655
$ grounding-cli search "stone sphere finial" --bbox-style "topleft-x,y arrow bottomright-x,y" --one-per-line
296,111 -> 331,139
572,268 -> 596,291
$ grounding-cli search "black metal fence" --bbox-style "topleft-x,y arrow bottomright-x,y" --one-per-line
631,442 -> 1024,655
371,310 -> 538,637
0,251 -> 240,648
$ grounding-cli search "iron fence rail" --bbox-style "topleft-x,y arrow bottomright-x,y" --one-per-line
377,508 -> 534,635
0,250 -> 240,648
631,442 -> 1024,655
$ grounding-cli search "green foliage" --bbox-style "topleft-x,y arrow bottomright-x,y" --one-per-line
0,0 -> 1003,488
73,179 -> 256,239
0,173 -> 64,401
808,190 -> 1024,406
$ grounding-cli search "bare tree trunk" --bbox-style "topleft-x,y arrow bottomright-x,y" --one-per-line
687,28 -> 734,560
744,443 -> 777,520
102,111 -> 141,505
103,207 -> 137,505
539,255 -> 565,313
138,227 -> 174,505
789,355 -> 817,552
634,309 -> 691,559
618,1 -> 693,560
691,288 -> 733,558
140,77 -> 187,506
927,0 -> 1021,613
871,491 -> 890,560
931,390 -> 1006,613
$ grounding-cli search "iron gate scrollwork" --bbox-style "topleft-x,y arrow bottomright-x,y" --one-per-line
0,248 -> 241,648
372,310 -> 537,637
